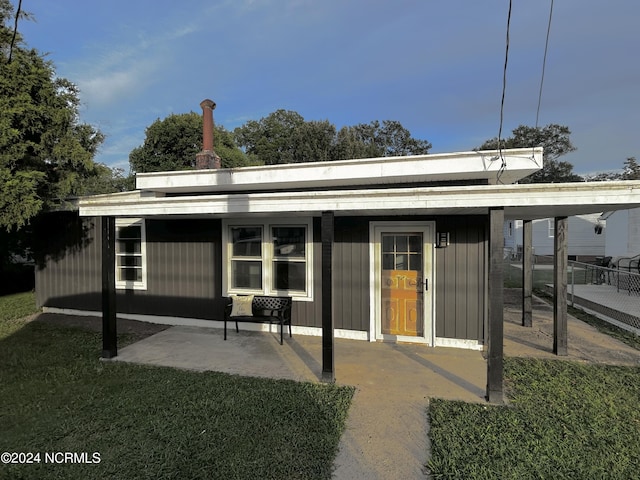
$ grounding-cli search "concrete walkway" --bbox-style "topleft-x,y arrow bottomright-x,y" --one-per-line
106,290 -> 640,479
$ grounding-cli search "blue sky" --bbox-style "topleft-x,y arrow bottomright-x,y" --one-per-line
16,0 -> 640,175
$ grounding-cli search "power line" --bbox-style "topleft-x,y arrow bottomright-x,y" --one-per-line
535,0 -> 554,129
496,0 -> 513,183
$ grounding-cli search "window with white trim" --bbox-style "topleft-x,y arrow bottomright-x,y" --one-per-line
548,219 -> 555,238
223,219 -> 313,300
115,218 -> 147,290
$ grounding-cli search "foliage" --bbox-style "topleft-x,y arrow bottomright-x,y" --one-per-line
0,0 -> 117,275
81,164 -> 135,194
129,112 -> 250,173
622,156 -> 640,180
0,312 -> 354,480
428,357 -> 640,479
233,109 -> 431,164
0,0 -> 105,231
583,157 -> 639,182
478,124 -> 582,183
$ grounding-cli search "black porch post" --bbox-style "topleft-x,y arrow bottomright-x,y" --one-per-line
486,207 -> 504,404
321,211 -> 335,383
102,216 -> 117,358
553,216 -> 568,356
522,219 -> 533,327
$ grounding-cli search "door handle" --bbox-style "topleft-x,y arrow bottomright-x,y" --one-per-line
424,278 -> 428,291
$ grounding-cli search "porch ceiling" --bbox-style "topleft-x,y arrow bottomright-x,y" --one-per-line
79,181 -> 640,220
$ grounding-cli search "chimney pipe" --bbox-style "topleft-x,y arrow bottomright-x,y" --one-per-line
195,98 -> 221,169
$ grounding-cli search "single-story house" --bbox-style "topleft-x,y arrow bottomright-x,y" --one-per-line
504,213 -> 605,262
601,207 -> 640,258
35,100 -> 640,402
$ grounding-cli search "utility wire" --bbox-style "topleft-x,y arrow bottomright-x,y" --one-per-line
8,0 -> 23,64
535,0 -> 554,129
496,0 -> 512,183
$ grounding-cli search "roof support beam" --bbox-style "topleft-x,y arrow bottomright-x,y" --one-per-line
553,216 -> 568,355
522,220 -> 533,327
486,207 -> 504,404
101,216 -> 118,358
321,211 -> 335,383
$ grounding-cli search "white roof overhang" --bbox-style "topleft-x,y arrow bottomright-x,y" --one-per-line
79,181 -> 640,220
135,148 -> 543,193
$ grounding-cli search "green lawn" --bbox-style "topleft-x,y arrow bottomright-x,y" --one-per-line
428,357 -> 640,479
0,292 -> 354,480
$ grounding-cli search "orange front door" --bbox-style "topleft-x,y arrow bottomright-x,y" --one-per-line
381,233 -> 423,336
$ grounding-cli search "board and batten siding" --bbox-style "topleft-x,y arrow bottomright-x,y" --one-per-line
435,216 -> 487,342
36,216 -> 225,320
333,217 -> 370,332
36,213 -> 488,342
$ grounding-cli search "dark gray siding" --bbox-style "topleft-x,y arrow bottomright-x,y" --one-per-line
125,218 -> 224,319
334,217 -> 370,332
36,212 -> 487,341
435,216 -> 487,341
35,212 -> 102,311
36,216 -> 224,320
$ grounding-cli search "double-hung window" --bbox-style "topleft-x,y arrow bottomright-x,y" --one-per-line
115,218 -> 147,290
223,219 -> 313,300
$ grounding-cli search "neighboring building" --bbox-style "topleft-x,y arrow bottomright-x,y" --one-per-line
601,207 -> 640,258
504,214 -> 605,261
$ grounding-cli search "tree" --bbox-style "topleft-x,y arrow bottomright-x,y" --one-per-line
335,120 -> 431,159
234,110 -> 431,164
622,157 -> 640,180
0,0 -> 105,232
478,124 -> 582,183
233,110 -> 307,165
129,112 -> 249,173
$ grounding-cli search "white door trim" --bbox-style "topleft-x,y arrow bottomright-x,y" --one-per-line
369,221 -> 436,344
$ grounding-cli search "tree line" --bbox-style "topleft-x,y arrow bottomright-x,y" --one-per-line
129,110 -> 432,173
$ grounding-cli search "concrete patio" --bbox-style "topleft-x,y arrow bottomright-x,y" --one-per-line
100,289 -> 640,479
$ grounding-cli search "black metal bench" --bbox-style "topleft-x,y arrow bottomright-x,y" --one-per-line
224,295 -> 293,345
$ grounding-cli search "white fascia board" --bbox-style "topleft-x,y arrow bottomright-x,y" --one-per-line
79,181 -> 640,219
135,148 -> 543,193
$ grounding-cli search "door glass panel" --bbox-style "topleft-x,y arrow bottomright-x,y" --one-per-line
408,235 -> 421,253
381,232 -> 424,337
382,253 -> 394,269
396,235 -> 408,252
409,253 -> 422,272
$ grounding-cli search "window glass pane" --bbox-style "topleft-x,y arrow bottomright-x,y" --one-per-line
409,254 -> 422,272
382,253 -> 394,270
118,225 -> 141,239
382,235 -> 394,253
273,261 -> 306,291
117,256 -> 142,267
396,235 -> 408,253
117,240 -> 141,254
231,260 -> 262,289
231,227 -> 262,257
118,268 -> 142,282
408,235 -> 422,253
394,254 -> 407,270
272,227 -> 305,258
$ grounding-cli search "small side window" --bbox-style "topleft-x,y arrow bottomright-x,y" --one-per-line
115,218 -> 147,290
